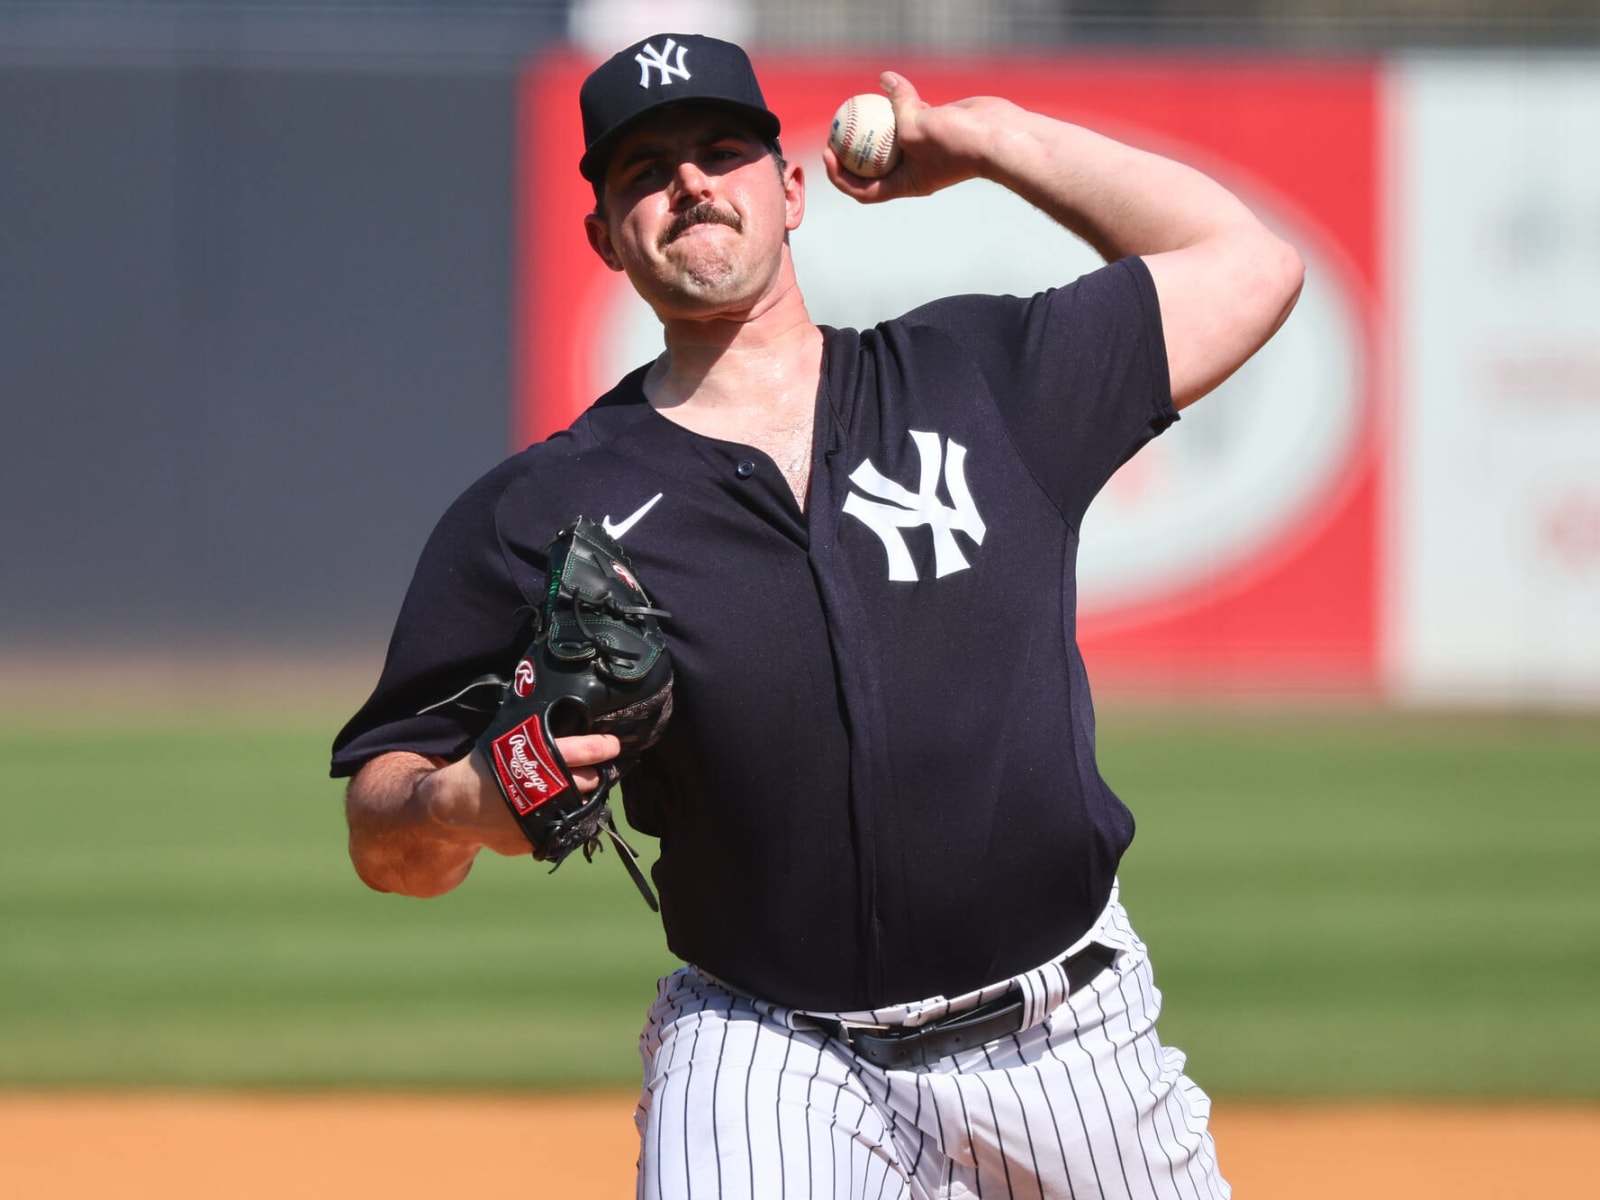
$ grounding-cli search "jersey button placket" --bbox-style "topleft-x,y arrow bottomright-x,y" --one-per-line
735,459 -> 757,478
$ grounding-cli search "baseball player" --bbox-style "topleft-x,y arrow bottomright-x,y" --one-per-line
332,31 -> 1302,1199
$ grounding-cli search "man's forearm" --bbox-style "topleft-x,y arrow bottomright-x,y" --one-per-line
830,78 -> 1303,407
343,734 -> 620,898
978,109 -> 1268,264
839,82 -> 1269,259
345,752 -> 481,898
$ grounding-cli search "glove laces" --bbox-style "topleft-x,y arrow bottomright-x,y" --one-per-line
564,588 -> 672,669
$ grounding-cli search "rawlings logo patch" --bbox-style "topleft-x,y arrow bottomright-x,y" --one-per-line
512,658 -> 536,698
490,718 -> 565,815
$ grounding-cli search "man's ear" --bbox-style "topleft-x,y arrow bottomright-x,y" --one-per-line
784,161 -> 806,233
584,211 -> 625,273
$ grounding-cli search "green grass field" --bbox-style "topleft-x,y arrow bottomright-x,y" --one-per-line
1,705 -> 1596,1098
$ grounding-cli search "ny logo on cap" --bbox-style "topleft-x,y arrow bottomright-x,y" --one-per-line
635,39 -> 692,87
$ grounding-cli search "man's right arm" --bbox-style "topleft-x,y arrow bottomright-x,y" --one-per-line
826,73 -> 1303,413
345,735 -> 622,898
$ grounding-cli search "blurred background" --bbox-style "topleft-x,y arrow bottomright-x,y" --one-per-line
3,0 -> 1598,696
1,0 -> 1597,1168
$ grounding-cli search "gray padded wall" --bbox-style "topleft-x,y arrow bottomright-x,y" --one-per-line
0,57 -> 518,649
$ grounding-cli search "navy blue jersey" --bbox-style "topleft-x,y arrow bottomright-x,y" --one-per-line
332,257 -> 1174,1012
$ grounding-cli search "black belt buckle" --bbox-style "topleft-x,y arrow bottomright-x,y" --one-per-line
815,942 -> 1117,1070
1065,941 -> 1117,992
844,992 -> 1027,1069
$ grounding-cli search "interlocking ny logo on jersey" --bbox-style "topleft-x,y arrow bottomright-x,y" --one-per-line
843,430 -> 987,581
635,39 -> 691,87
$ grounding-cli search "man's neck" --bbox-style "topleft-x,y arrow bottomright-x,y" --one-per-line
645,282 -> 825,510
646,286 -> 822,418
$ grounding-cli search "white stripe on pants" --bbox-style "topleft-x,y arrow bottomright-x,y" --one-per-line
633,896 -> 1230,1199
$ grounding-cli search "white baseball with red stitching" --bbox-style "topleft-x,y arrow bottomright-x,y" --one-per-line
829,93 -> 901,179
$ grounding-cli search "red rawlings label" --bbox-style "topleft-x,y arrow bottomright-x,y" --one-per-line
488,716 -> 565,815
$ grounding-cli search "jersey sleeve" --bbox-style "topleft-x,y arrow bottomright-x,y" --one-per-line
903,255 -> 1175,529
328,457 -> 543,778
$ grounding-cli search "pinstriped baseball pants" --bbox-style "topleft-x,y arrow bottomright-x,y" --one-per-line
634,893 -> 1230,1199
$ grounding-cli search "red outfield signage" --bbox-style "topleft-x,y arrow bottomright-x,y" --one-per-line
516,53 -> 1382,693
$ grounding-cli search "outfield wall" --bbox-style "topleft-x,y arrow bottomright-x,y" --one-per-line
0,45 -> 1593,707
0,54 -> 520,651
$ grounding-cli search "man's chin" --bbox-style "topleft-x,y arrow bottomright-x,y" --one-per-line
662,251 -> 740,296
654,276 -> 761,322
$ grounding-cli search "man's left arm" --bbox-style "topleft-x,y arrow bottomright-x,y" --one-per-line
825,73 -> 1305,410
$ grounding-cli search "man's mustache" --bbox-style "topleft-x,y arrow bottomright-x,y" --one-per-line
662,203 -> 742,247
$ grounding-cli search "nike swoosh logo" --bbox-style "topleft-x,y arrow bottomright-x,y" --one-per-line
602,492 -> 663,541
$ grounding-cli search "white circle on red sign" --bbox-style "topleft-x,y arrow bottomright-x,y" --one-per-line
593,123 -> 1365,622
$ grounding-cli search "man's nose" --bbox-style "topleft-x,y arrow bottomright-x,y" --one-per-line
669,158 -> 713,204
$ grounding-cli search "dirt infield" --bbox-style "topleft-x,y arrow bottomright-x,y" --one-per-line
2,1093 -> 1593,1198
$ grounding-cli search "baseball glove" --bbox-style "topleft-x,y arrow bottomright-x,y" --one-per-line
476,516 -> 672,910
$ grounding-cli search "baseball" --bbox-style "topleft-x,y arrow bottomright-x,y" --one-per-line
829,93 -> 901,179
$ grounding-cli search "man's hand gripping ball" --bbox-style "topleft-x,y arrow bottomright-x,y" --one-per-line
476,516 -> 672,909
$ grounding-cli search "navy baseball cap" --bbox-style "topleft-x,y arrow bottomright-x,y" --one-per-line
579,32 -> 782,183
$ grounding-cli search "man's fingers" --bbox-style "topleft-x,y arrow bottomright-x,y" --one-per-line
557,733 -> 622,767
554,733 -> 622,795
880,70 -> 920,114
